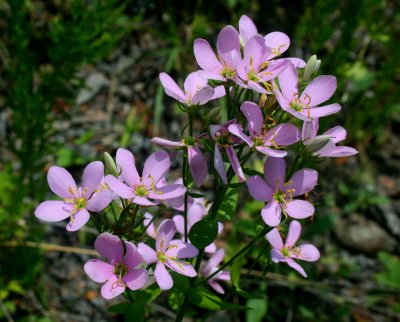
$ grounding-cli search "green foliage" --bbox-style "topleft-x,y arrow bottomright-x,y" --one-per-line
188,287 -> 247,311
376,252 -> 400,289
189,217 -> 218,249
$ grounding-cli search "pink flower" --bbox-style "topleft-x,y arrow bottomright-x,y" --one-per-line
246,157 -> 318,226
201,249 -> 231,294
209,121 -> 245,184
193,26 -> 241,81
151,137 -> 208,187
105,149 -> 186,206
84,233 -> 148,299
138,220 -> 199,290
228,101 -> 300,158
275,64 -> 341,121
159,72 -> 225,106
35,161 -> 112,231
302,119 -> 358,157
266,220 -> 320,277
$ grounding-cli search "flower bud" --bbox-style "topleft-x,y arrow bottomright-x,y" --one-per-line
304,135 -> 331,154
104,152 -> 118,176
314,59 -> 321,74
303,55 -> 317,81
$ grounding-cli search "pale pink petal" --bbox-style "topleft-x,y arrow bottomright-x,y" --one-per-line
101,275 -> 125,299
124,241 -> 144,268
308,103 -> 341,118
286,58 -> 306,68
166,259 -> 197,277
256,146 -> 287,157
323,126 -> 346,143
35,201 -> 72,222
154,263 -> 173,290
47,166 -> 77,199
172,215 -> 185,235
191,86 -> 215,105
295,244 -> 320,262
324,146 -> 358,157
82,161 -> 104,197
246,176 -> 274,202
244,35 -> 268,72
197,70 -> 225,81
159,72 -> 186,102
288,169 -> 318,196
142,150 -> 171,185
205,243 -> 217,253
286,258 -> 307,277
285,200 -> 314,219
240,101 -> 263,136
312,138 -> 336,156
217,26 -> 241,66
261,201 -> 282,226
266,228 -> 283,250
149,184 -> 186,201
208,280 -> 225,294
259,59 -> 289,82
105,175 -> 135,199
264,32 -> 290,58
301,75 -> 337,106
95,232 -> 124,264
302,119 -> 319,140
214,145 -> 227,184
239,15 -> 258,44
271,249 -> 285,263
66,208 -> 90,231
264,157 -> 286,190
116,148 -> 140,186
86,190 -> 113,212
211,86 -> 226,100
217,271 -> 231,281
247,80 -> 269,94
285,220 -> 302,247
84,259 -> 114,283
184,72 -> 208,95
228,123 -> 253,146
137,242 -> 157,265
124,269 -> 148,291
188,203 -> 206,227
265,123 -> 300,146
278,64 -> 298,101
156,220 -> 177,253
151,137 -> 185,148
226,146 -> 245,182
188,146 -> 208,187
165,240 -> 199,259
193,39 -> 221,72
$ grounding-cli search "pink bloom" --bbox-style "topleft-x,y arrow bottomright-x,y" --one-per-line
209,121 -> 245,184
151,137 -> 208,187
201,249 -> 231,294
302,119 -> 358,157
105,149 -> 186,206
266,220 -> 320,277
275,64 -> 341,121
194,26 -> 241,81
138,220 -> 199,290
84,233 -> 148,299
173,198 -> 223,253
159,72 -> 225,106
228,101 -> 300,158
246,157 -> 317,226
35,162 -> 112,231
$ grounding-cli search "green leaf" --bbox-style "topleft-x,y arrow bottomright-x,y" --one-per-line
108,302 -> 129,314
218,185 -> 239,221
125,302 -> 145,322
189,217 -> 218,249
246,296 -> 268,322
231,255 -> 245,288
189,287 -> 248,311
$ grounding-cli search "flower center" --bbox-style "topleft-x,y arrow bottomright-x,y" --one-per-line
217,135 -> 230,146
183,136 -> 196,146
114,262 -> 129,277
273,190 -> 287,204
290,99 -> 303,112
157,251 -> 168,263
134,184 -> 149,197
220,67 -> 236,78
248,70 -> 259,82
74,197 -> 87,209
281,247 -> 290,257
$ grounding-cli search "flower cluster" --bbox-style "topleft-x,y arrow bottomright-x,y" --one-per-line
34,15 -> 357,307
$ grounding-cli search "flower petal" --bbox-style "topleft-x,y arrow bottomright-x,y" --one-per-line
264,157 -> 286,190
154,263 -> 173,290
256,145 -> 287,158
184,72 -> 208,95
217,26 -> 241,67
86,190 -> 113,212
193,39 -> 221,72
285,200 -> 314,219
266,123 -> 300,146
84,259 -> 114,283
301,75 -> 337,106
82,161 -> 104,197
47,166 -> 77,199
142,151 -> 171,186
95,232 -> 124,264
278,64 -> 298,102
261,201 -> 282,226
101,275 -> 125,299
302,119 -> 319,141
35,200 -> 72,222
324,146 -> 358,157
285,220 -> 302,247
266,228 -> 283,250
240,101 -> 263,136
244,35 -> 268,72
159,72 -> 186,102
211,86 -> 226,100
116,148 -> 141,186
105,175 -> 135,199
125,241 -> 144,269
124,269 -> 148,291
286,258 -> 307,277
191,86 -> 215,105
264,32 -> 290,58
226,146 -> 245,182
188,146 -> 208,187
208,280 -> 225,294
66,208 -> 90,231
156,220 -> 177,253
151,137 -> 185,148
166,259 -> 197,277
246,176 -> 274,202
137,242 -> 157,265
271,249 -> 285,263
295,244 -> 320,262
228,123 -> 253,146
149,184 -> 186,201
239,15 -> 258,44
165,240 -> 199,259
288,169 -> 318,196
323,126 -> 346,144
214,145 -> 227,184
309,103 -> 341,118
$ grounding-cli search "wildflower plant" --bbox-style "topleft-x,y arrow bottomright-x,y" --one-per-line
35,15 -> 357,320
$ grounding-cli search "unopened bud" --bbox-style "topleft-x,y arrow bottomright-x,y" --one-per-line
304,135 -> 331,154
258,94 -> 268,108
206,106 -> 221,122
314,59 -> 321,74
303,55 -> 317,81
104,152 -> 118,176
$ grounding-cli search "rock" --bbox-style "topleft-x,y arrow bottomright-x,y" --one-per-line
76,72 -> 110,105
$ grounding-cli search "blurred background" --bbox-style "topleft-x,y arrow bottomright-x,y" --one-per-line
0,0 -> 399,321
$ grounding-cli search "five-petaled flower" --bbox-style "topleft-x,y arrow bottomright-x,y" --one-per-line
201,249 -> 231,294
84,232 -> 148,299
247,157 -> 318,226
266,220 -> 320,277
138,220 -> 199,290
35,162 -> 113,231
